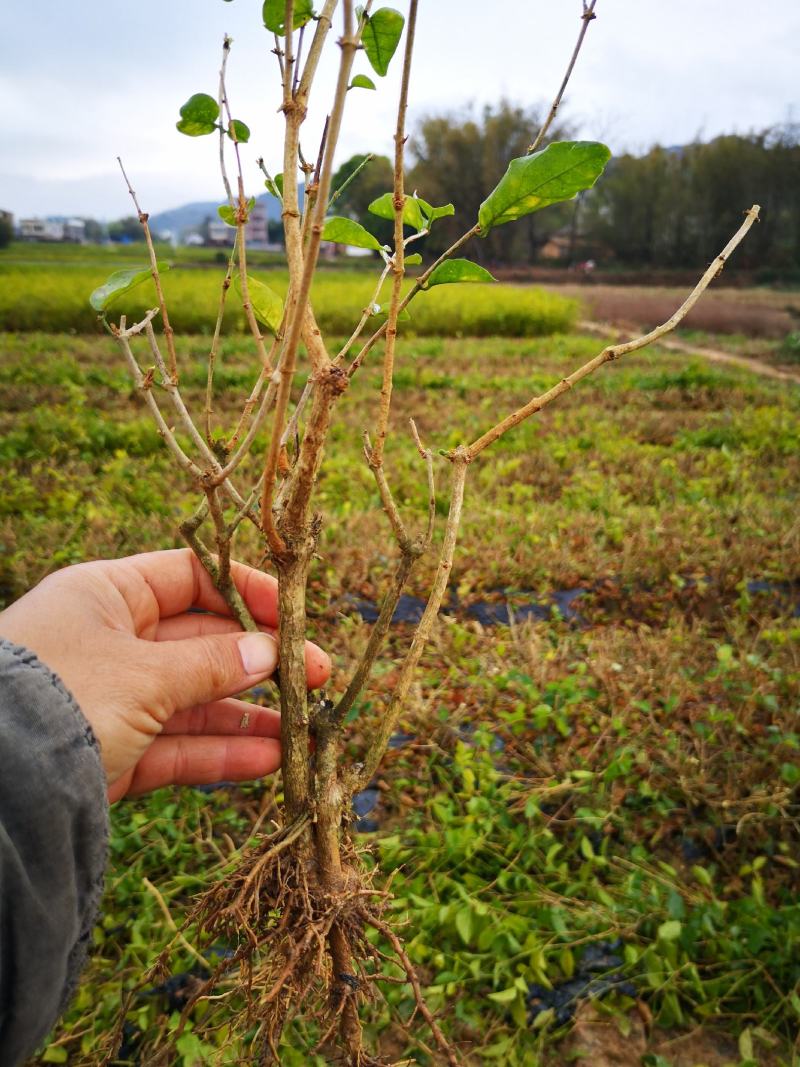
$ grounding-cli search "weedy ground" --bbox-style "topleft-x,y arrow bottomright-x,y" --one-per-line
1,322 -> 798,1066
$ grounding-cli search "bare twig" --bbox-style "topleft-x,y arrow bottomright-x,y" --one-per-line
334,422 -> 436,725
327,151 -> 374,212
335,257 -> 392,365
410,417 -> 436,546
217,36 -> 236,207
350,453 -> 469,794
348,224 -> 480,378
114,314 -> 202,481
117,159 -> 179,382
224,333 -> 281,458
466,205 -> 761,459
143,319 -> 221,470
362,431 -> 411,548
369,0 -> 418,471
205,234 -> 238,443
528,0 -> 599,154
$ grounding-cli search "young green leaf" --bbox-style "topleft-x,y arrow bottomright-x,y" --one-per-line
404,252 -> 422,266
424,259 -> 495,288
360,8 -> 405,77
322,216 -> 383,251
478,140 -> 611,234
416,197 -> 455,225
657,919 -> 683,942
368,192 -> 426,232
262,0 -> 314,34
455,907 -> 474,945
487,986 -> 519,1005
218,196 -> 256,226
227,119 -> 251,143
349,74 -> 376,91
176,93 -> 220,137
233,274 -> 284,335
264,172 -> 284,200
89,264 -> 168,313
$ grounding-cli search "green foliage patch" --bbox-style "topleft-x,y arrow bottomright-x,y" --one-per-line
2,331 -> 797,1062
0,260 -> 576,336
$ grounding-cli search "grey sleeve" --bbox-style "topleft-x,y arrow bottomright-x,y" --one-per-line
0,639 -> 109,1067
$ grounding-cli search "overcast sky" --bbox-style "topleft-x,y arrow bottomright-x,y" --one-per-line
0,1 -> 795,220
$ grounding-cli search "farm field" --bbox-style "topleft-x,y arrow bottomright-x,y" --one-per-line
1,293 -> 798,1065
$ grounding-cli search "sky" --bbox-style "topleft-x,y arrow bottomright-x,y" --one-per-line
0,0 -> 796,220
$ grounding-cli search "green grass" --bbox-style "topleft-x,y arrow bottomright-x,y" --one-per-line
2,330 -> 798,1064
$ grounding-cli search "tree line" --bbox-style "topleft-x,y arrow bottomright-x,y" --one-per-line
333,104 -> 800,274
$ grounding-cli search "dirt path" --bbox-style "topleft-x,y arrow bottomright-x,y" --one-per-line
580,319 -> 800,385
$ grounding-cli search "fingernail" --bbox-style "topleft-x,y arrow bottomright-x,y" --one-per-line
238,633 -> 279,676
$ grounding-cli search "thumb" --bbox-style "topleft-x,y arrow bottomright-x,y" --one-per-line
142,630 -> 279,715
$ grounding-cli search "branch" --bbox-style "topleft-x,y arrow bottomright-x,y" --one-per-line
217,36 -> 236,207
334,425 -> 434,726
216,53 -> 275,379
297,0 -> 341,101
347,224 -> 480,377
300,115 -> 329,246
368,0 -> 419,471
327,151 -> 374,212
528,0 -> 599,154
224,333 -> 281,457
349,453 -> 468,794
143,319 -> 222,470
264,0 -> 361,553
117,159 -> 179,381
362,432 -> 411,548
114,314 -> 203,481
206,488 -> 259,631
335,257 -> 392,364
205,233 -> 238,443
465,204 -> 761,459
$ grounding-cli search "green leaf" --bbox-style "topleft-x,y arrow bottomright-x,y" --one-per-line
368,192 -> 426,231
322,216 -> 383,251
227,119 -> 250,143
416,197 -> 455,225
478,140 -> 611,234
262,0 -> 314,34
657,919 -> 682,942
424,258 -> 495,288
360,7 -> 405,77
738,1029 -> 754,1063
264,172 -> 284,199
217,197 -> 256,226
487,986 -> 518,1005
234,274 -> 284,334
176,93 -> 219,137
41,1048 -> 68,1064
89,264 -> 168,313
349,74 -> 376,91
370,303 -> 411,322
404,252 -> 422,266
455,908 -> 473,945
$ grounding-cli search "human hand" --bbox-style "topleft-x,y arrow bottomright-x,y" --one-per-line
0,548 -> 330,802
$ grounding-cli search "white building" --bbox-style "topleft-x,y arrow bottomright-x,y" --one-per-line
19,217 -> 86,243
20,218 -> 65,241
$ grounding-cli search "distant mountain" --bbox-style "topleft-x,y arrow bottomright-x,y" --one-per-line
150,189 -> 295,237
